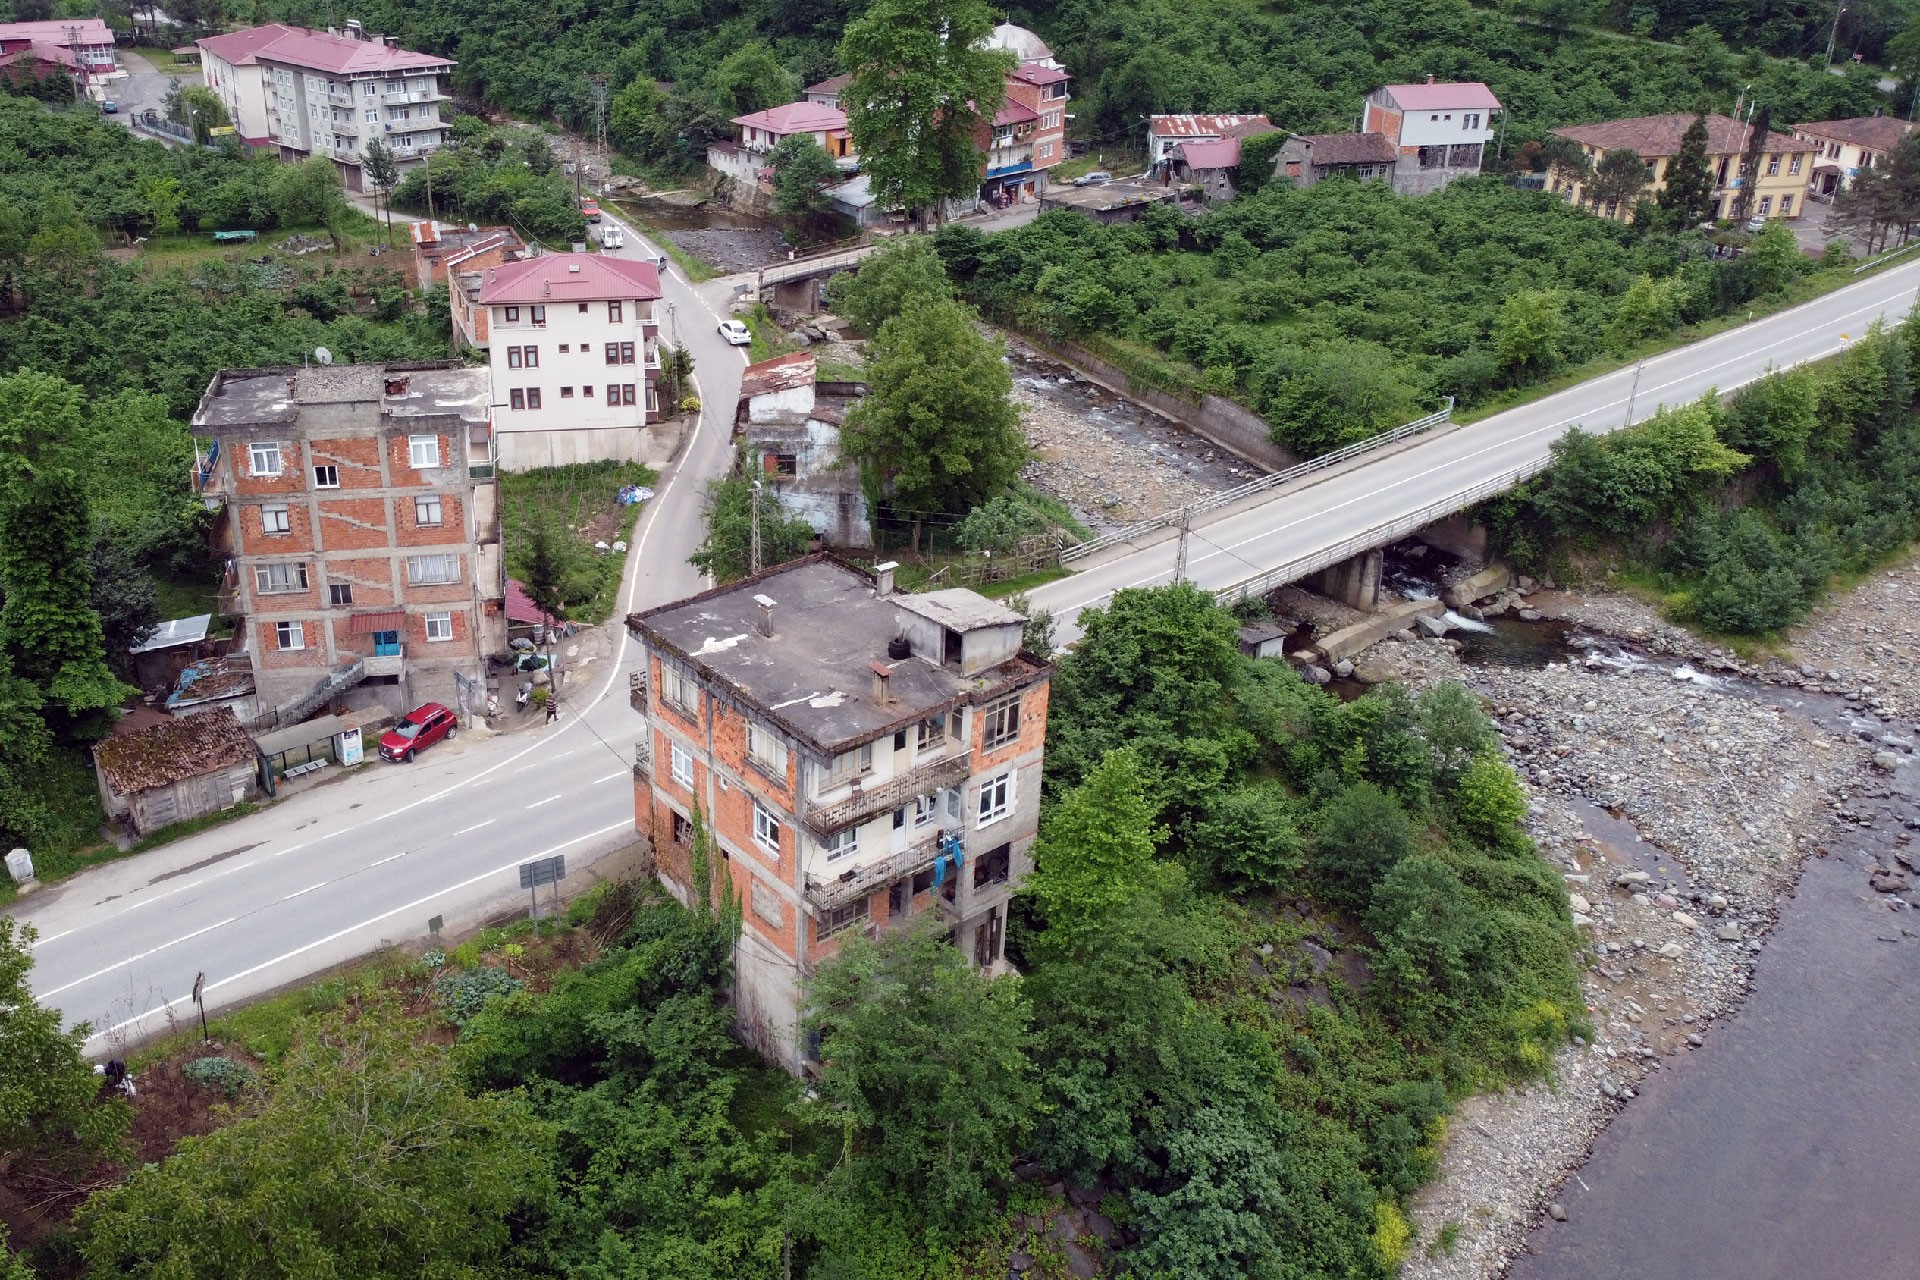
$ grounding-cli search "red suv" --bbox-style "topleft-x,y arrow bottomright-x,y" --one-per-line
379,703 -> 458,762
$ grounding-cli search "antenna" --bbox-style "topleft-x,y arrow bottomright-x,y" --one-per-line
314,346 -> 333,365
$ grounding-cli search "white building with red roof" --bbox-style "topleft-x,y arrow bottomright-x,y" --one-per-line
476,253 -> 667,470
0,18 -> 118,88
709,100 -> 856,189
198,21 -> 452,190
1146,115 -> 1275,166
1362,79 -> 1502,194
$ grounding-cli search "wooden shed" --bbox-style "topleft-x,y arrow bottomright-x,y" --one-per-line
93,708 -> 261,836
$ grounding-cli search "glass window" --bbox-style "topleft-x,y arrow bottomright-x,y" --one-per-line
329,583 -> 352,606
980,694 -> 1021,749
425,611 -> 453,641
261,503 -> 290,533
406,554 -> 459,585
275,620 -> 304,650
977,770 -> 1013,826
913,793 -> 937,827
824,742 -> 873,786
669,742 -> 693,787
415,495 -> 443,526
819,896 -> 869,939
1780,194 -> 1794,215
823,827 -> 857,860
313,464 -> 339,488
530,305 -> 546,324
747,721 -> 786,774
608,300 -> 622,322
408,435 -> 441,468
916,716 -> 946,750
753,801 -> 781,853
253,562 -> 308,593
661,663 -> 695,714
249,441 -> 283,476
510,388 -> 525,411
504,306 -> 519,322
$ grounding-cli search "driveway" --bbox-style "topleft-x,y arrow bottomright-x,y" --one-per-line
110,48 -> 191,123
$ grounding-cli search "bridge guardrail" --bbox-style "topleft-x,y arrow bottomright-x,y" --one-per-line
1061,398 -> 1456,565
1210,458 -> 1548,606
756,246 -> 873,288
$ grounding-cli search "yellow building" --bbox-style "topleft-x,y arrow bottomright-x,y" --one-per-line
1548,113 -> 1811,224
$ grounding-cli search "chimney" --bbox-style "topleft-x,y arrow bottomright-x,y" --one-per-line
869,660 -> 894,705
1426,73 -> 1435,84
753,593 -> 776,638
568,262 -> 581,273
874,559 -> 898,596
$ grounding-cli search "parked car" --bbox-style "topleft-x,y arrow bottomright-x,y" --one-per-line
1745,214 -> 1768,234
378,702 -> 458,762
1073,170 -> 1113,187
101,100 -> 118,114
581,198 -> 602,223
718,319 -> 752,346
600,224 -> 624,249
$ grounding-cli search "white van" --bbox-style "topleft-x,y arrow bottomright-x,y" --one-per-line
600,225 -> 625,250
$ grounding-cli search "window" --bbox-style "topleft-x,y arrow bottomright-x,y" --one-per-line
767,453 -> 799,477
605,342 -> 636,365
365,107 -> 379,122
916,716 -> 946,750
617,384 -> 637,405
525,387 -> 542,409
578,303 -> 589,313
506,345 -> 536,368
408,434 -> 441,468
261,503 -> 290,534
560,386 -> 574,398
747,721 -> 787,775
661,662 -> 695,714
1758,195 -> 1773,216
406,553 -> 459,585
973,843 -> 1010,889
249,441 -> 284,477
1766,154 -> 1781,176
977,769 -> 1013,826
329,583 -> 353,606
671,810 -> 694,846
1789,154 -> 1803,175
608,301 -> 623,322
510,388 -> 525,410
425,610 -> 453,641
825,742 -> 873,787
980,694 -> 1021,749
1780,194 -> 1794,215
558,343 -> 570,353
819,897 -> 869,939
313,464 -> 339,488
414,494 -> 443,526
669,741 -> 693,787
504,306 -> 519,323
275,620 -> 304,650
254,562 -> 308,593
751,880 -> 783,927
584,385 -> 595,397
752,801 -> 781,853
913,793 -> 937,827
645,384 -> 657,412
363,81 -> 377,97
824,827 -> 858,860
946,786 -> 962,820
530,305 -> 546,325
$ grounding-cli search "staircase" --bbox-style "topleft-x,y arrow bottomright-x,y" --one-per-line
248,659 -> 367,733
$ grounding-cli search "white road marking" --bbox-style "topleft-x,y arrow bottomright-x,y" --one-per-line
592,771 -> 628,784
525,794 -> 563,809
37,915 -> 240,1000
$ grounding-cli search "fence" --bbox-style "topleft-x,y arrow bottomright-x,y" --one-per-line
1060,399 -> 1456,564
1209,460 -> 1547,606
756,245 -> 875,288
922,535 -> 1067,591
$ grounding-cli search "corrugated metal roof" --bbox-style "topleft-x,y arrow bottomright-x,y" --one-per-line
1380,81 -> 1502,112
1149,113 -> 1271,139
740,351 -> 817,400
130,614 -> 212,654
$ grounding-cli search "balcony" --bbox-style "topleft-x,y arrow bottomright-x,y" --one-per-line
632,739 -> 651,781
629,669 -> 649,713
805,827 -> 960,913
804,752 -> 971,836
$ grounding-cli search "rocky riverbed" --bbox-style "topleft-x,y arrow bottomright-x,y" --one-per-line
1291,561 -> 1920,1280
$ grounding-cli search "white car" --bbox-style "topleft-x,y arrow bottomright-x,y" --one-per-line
718,319 -> 752,346
600,225 -> 624,249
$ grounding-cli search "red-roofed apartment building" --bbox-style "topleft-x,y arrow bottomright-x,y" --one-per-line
477,253 -> 666,470
708,100 -> 856,190
198,21 -> 452,190
979,59 -> 1070,207
0,19 -> 119,91
1361,79 -> 1502,194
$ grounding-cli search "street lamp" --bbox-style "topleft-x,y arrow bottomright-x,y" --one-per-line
1826,3 -> 1848,69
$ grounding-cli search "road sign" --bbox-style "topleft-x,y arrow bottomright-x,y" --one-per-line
518,855 -> 566,889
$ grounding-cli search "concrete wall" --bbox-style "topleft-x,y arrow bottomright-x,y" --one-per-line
1020,334 -> 1300,473
496,424 -> 679,471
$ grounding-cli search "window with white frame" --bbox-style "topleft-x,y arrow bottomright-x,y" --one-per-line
249,441 -> 284,476
313,464 -> 339,488
275,620 -> 304,650
669,741 -> 693,787
823,827 -> 858,860
415,494 -> 443,526
977,770 -> 1013,826
824,742 -> 873,786
752,801 -> 781,853
916,716 -> 946,751
408,435 -> 441,468
747,721 -> 787,775
406,553 -> 459,585
254,562 -> 309,593
980,693 -> 1021,749
660,662 -> 695,714
261,503 -> 290,534
424,611 -> 454,642
945,786 -> 962,820
913,793 -> 937,827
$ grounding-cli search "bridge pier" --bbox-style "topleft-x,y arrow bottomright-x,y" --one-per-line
766,276 -> 825,315
1315,548 -> 1383,611
1416,514 -> 1490,567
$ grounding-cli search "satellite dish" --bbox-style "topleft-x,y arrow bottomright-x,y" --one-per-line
314,347 -> 333,365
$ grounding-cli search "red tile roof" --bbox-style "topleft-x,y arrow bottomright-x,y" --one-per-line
1380,81 -> 1502,112
93,709 -> 257,796
1294,131 -> 1399,166
1175,137 -> 1243,168
1008,63 -> 1070,87
199,23 -> 449,73
733,101 -> 847,135
196,23 -> 304,65
477,253 -> 662,306
1551,113 -> 1800,158
0,18 -> 112,43
1793,116 -> 1916,151
505,579 -> 556,626
740,351 -> 816,399
994,101 -> 1040,126
1149,113 -> 1272,139
807,73 -> 852,96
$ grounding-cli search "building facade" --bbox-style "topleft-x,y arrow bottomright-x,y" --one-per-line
191,361 -> 502,723
198,22 -> 452,189
707,100 -> 855,190
1549,114 -> 1810,223
1274,131 -> 1399,188
1146,114 -> 1275,167
733,351 -> 871,548
628,557 -> 1051,1070
1791,116 -> 1918,198
0,19 -> 118,87
979,61 -> 1071,206
1363,80 -> 1500,195
476,253 -> 665,470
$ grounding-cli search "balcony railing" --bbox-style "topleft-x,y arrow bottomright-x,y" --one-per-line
804,752 -> 971,835
805,827 -> 960,913
633,739 -> 651,781
629,669 -> 649,713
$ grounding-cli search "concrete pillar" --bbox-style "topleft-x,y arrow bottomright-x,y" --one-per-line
1315,548 -> 1383,611
1417,515 -> 1490,567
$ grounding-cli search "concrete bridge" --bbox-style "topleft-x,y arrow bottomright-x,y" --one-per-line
1028,256 -> 1920,645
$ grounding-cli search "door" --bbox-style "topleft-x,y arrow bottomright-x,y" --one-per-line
973,907 -> 1002,966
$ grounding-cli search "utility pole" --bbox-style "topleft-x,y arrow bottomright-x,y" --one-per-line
1171,507 -> 1191,584
1623,359 -> 1645,428
590,75 -> 610,172
64,25 -> 86,106
1826,2 -> 1848,69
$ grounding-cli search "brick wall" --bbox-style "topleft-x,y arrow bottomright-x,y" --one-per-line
386,431 -> 452,485
317,496 -> 391,551
236,500 -> 316,554
311,436 -> 383,488
233,445 -> 305,498
322,556 -> 396,604
973,677 -> 1051,774
254,619 -> 324,668
396,492 -> 465,547
405,607 -> 469,649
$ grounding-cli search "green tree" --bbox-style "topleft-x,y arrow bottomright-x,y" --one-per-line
1585,146 -> 1649,211
840,296 -> 1026,550
1606,273 -> 1691,351
838,0 -> 1015,222
270,157 -> 349,247
1312,780 -> 1415,915
170,85 -> 229,143
362,136 -> 400,243
767,134 -> 841,218
689,461 -> 816,583
517,508 -> 596,622
1730,105 -> 1772,224
707,41 -> 800,118
1024,748 -> 1178,959
78,1001 -> 553,1280
0,1225 -> 33,1280
802,916 -> 1036,1237
610,78 -> 669,159
1745,220 -> 1808,295
1185,783 -> 1305,892
826,236 -> 955,333
1494,289 -> 1571,382
1450,750 -> 1529,843
0,919 -> 130,1175
521,131 -> 555,177
1658,115 -> 1717,228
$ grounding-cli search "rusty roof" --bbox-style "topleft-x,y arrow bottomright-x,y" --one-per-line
1793,116 -> 1916,151
1294,131 -> 1399,166
740,350 -> 817,399
1149,113 -> 1272,138
93,708 -> 257,796
1551,113 -> 1801,158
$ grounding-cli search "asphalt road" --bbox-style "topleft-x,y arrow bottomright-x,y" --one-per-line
107,48 -> 187,122
16,210 -> 747,1053
1029,256 -> 1920,645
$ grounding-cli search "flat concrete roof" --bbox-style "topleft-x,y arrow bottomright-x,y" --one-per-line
1042,180 -> 1175,212
894,590 -> 1023,632
193,362 -> 489,429
631,556 -> 1038,753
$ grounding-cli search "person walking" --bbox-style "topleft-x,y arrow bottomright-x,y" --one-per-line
545,692 -> 559,724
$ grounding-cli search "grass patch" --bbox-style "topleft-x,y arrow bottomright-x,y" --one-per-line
745,302 -> 796,362
815,356 -> 866,382
128,802 -> 262,855
976,566 -> 1071,597
133,215 -> 394,273
1052,149 -> 1146,183
0,747 -> 112,907
499,461 -> 659,624
151,571 -> 220,624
